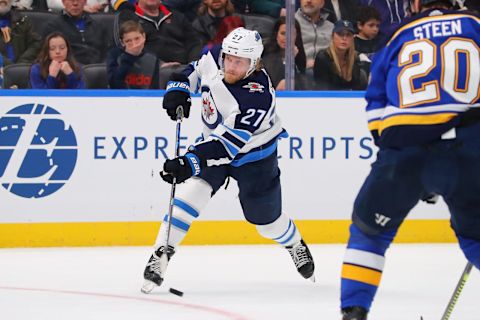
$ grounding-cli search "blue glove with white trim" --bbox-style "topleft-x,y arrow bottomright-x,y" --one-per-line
160,152 -> 202,184
163,73 -> 191,121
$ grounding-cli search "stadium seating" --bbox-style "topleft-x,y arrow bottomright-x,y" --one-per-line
82,63 -> 109,88
3,63 -> 32,89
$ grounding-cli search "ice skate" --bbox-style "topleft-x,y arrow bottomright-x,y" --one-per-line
342,306 -> 368,320
141,245 -> 175,294
286,239 -> 315,282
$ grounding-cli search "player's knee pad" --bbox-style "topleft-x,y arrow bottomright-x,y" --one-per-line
458,236 -> 480,270
255,213 -> 301,247
348,223 -> 397,254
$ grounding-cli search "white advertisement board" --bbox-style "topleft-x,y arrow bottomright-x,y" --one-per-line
0,92 -> 448,223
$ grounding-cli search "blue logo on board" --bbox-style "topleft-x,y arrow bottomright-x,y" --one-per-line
0,103 -> 77,198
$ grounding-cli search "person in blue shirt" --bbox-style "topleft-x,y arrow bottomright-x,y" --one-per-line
340,0 -> 480,319
30,32 -> 84,89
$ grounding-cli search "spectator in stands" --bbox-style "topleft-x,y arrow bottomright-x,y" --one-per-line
295,0 -> 334,69
46,0 -> 108,12
30,32 -> 85,88
112,0 -> 202,65
43,0 -> 110,65
323,0 -> 358,23
107,20 -> 159,89
192,0 -> 235,47
0,0 -> 41,65
201,15 -> 244,54
313,20 -> 367,90
162,0 -> 201,20
231,0 -> 286,18
464,0 -> 479,13
357,0 -> 406,35
354,5 -> 382,76
262,16 -> 307,90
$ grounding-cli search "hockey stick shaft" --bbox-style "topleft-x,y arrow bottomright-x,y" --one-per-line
164,106 -> 184,249
440,262 -> 474,320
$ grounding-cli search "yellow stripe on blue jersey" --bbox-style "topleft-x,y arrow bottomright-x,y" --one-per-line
365,10 -> 480,146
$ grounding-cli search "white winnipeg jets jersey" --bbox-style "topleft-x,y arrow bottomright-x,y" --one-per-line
183,46 -> 287,167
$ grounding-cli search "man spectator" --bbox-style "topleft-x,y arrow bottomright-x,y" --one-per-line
0,0 -> 41,65
192,0 -> 235,47
357,0 -> 407,35
113,0 -> 202,65
295,0 -> 333,69
323,0 -> 358,23
43,0 -> 110,65
231,0 -> 287,18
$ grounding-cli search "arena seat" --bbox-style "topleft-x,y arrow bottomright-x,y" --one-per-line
17,10 -> 56,37
240,14 -> 276,44
3,63 -> 32,89
82,63 -> 109,89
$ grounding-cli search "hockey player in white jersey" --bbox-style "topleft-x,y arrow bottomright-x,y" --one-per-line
142,27 -> 316,293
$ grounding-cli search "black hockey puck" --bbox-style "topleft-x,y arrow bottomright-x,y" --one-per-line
169,287 -> 184,297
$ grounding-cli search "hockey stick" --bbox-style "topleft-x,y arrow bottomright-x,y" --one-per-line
163,106 -> 184,253
440,262 -> 474,320
159,106 -> 184,273
141,106 -> 183,294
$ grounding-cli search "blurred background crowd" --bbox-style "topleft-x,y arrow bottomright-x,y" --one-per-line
0,0 -> 478,90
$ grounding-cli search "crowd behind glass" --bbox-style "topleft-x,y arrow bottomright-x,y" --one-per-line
0,0 -> 478,90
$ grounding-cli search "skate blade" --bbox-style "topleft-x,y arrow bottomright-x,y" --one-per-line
141,280 -> 156,294
308,275 -> 316,283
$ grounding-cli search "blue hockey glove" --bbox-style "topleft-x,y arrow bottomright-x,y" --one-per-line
163,73 -> 191,121
160,152 -> 202,184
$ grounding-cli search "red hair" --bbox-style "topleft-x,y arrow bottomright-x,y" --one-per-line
210,16 -> 245,45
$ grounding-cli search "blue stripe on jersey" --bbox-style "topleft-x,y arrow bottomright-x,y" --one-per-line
231,139 -> 278,167
341,278 -> 378,310
163,215 -> 190,232
273,219 -> 292,241
222,131 -> 245,149
210,133 -> 240,157
173,198 -> 199,218
226,126 -> 252,142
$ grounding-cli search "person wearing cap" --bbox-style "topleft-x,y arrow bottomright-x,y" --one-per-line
312,19 -> 367,90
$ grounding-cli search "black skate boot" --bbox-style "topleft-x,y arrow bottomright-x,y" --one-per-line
342,306 -> 368,320
286,239 -> 315,281
141,245 -> 175,293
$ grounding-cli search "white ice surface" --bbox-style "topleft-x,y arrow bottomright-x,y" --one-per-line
0,244 -> 477,320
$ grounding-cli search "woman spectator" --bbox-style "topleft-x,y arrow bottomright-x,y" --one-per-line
313,20 -> 367,90
30,32 -> 84,89
262,16 -> 307,90
107,20 -> 160,89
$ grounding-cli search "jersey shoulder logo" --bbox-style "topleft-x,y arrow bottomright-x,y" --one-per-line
242,82 -> 264,93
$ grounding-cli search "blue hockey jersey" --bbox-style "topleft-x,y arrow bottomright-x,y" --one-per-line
182,45 -> 286,167
366,9 -> 480,147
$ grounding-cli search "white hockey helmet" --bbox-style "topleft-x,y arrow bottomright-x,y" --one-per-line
222,27 -> 264,77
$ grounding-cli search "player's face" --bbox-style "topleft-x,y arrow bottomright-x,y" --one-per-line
61,0 -> 86,17
358,19 -> 380,40
223,54 -> 250,84
276,23 -> 296,50
121,30 -> 146,55
49,36 -> 68,62
333,30 -> 354,51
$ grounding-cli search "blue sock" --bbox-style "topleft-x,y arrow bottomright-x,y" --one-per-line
458,236 -> 480,269
341,223 -> 396,311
